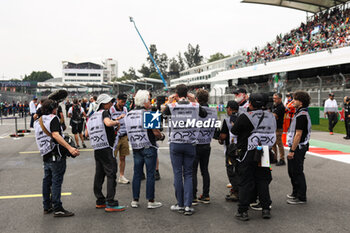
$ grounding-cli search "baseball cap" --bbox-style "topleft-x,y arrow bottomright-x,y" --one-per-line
249,93 -> 264,108
329,93 -> 335,97
96,94 -> 113,110
233,88 -> 247,94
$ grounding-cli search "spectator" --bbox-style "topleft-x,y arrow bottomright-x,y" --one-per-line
324,93 -> 338,135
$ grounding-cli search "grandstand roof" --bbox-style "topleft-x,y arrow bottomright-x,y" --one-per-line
241,0 -> 349,13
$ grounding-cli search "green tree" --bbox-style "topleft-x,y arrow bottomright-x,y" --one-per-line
23,71 -> 53,82
149,72 -> 160,79
115,67 -> 138,81
138,64 -> 151,77
208,52 -> 229,63
147,44 -> 159,73
143,44 -> 168,79
168,57 -> 180,78
184,44 -> 203,68
158,53 -> 168,79
177,52 -> 186,71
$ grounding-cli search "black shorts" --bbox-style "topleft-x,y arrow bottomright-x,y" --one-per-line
71,121 -> 83,134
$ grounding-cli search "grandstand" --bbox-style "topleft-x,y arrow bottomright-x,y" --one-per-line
37,77 -> 164,99
171,1 -> 350,106
170,55 -> 243,89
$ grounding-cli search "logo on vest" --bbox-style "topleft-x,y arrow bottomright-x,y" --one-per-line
143,110 -> 161,129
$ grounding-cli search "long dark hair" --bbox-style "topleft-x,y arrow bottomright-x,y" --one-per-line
41,99 -> 58,115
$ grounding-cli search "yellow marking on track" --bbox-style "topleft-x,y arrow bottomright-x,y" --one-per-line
19,149 -> 94,154
19,147 -> 170,154
0,192 -> 72,199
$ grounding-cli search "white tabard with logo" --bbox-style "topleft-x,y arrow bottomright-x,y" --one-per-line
125,109 -> 155,150
223,116 -> 238,154
238,101 -> 249,114
87,110 -> 111,150
243,110 -> 276,151
34,114 -> 57,156
287,108 -> 311,148
197,106 -> 217,145
168,102 -> 199,144
110,105 -> 127,136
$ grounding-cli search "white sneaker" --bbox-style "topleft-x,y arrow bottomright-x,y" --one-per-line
118,176 -> 130,184
184,206 -> 194,215
170,204 -> 184,212
147,201 -> 162,209
131,201 -> 139,208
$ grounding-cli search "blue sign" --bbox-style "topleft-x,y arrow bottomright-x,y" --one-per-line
143,110 -> 161,129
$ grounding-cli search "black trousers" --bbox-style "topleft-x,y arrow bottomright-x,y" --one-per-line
94,148 -> 118,205
237,151 -> 272,213
225,148 -> 239,193
193,144 -> 211,198
327,112 -> 338,132
345,117 -> 350,137
288,146 -> 307,201
30,113 -> 35,128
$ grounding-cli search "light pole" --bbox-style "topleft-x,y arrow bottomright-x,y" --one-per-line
129,17 -> 167,88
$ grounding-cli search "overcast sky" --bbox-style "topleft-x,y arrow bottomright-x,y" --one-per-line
0,0 -> 307,79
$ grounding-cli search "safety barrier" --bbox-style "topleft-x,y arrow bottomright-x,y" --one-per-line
0,116 -> 28,138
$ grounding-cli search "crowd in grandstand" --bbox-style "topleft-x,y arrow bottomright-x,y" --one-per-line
235,6 -> 350,68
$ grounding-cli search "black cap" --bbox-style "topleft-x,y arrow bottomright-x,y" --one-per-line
226,100 -> 239,110
117,94 -> 128,100
249,93 -> 264,108
233,88 -> 247,94
329,93 -> 334,97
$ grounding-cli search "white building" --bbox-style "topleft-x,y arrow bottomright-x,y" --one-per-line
62,61 -> 105,84
103,58 -> 118,82
170,55 -> 242,88
62,59 -> 118,84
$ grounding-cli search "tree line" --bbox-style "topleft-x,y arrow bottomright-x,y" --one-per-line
116,43 -> 229,82
18,44 -> 229,83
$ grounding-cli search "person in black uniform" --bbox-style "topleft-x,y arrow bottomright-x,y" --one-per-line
231,94 -> 276,221
286,91 -> 311,205
343,96 -> 350,140
218,100 -> 239,201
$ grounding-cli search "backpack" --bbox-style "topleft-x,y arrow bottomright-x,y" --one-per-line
72,105 -> 82,121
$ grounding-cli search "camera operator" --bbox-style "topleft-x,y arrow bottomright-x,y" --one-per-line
34,99 -> 79,217
343,96 -> 350,140
231,93 -> 276,221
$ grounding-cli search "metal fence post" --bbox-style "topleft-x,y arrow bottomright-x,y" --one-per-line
24,114 -> 27,132
340,73 -> 346,100
15,117 -> 18,137
317,76 -> 322,107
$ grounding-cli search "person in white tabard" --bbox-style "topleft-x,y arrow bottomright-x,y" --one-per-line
86,94 -> 126,212
34,99 -> 79,217
125,90 -> 165,209
110,93 -> 130,184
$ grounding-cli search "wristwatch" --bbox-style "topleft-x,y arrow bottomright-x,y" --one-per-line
289,149 -> 295,153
